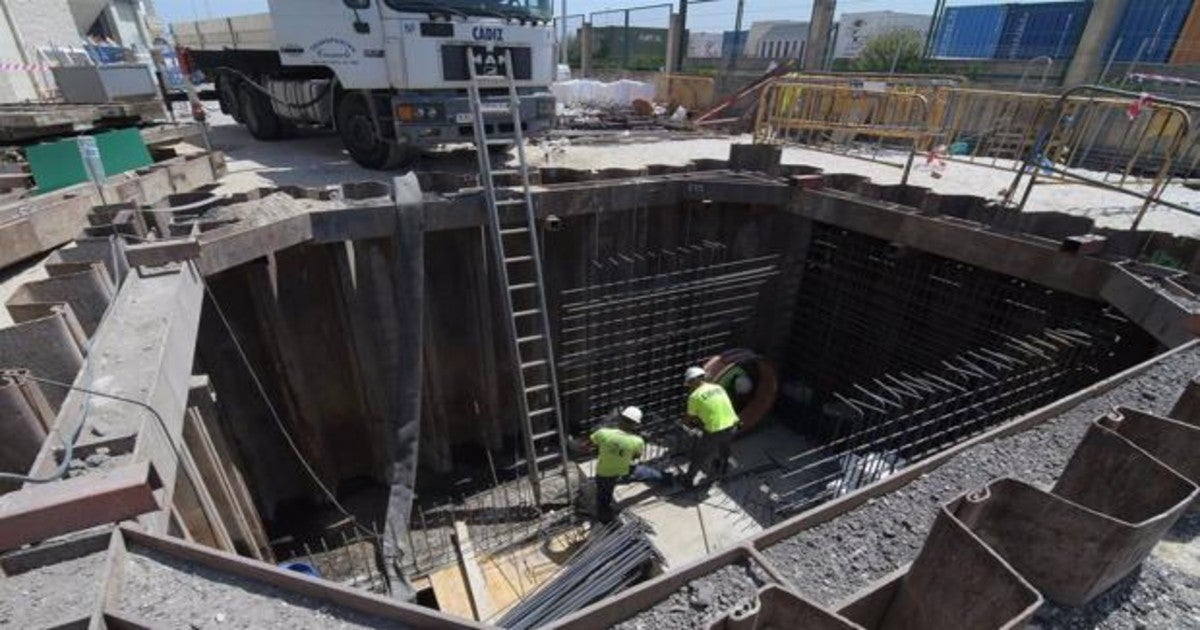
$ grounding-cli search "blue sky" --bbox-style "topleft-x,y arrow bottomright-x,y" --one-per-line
156,0 -> 1044,34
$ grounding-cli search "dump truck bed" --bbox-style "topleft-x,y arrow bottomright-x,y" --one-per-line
171,13 -> 276,52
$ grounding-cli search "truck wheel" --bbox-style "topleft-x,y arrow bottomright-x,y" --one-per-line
239,83 -> 284,141
338,94 -> 405,170
217,73 -> 241,121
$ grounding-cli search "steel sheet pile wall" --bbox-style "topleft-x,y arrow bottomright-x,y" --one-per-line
995,1 -> 1091,60
932,4 -> 1010,59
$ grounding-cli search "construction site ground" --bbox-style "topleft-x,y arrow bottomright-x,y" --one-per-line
187,108 -> 1200,237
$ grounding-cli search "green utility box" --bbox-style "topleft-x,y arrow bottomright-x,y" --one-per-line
25,128 -> 153,193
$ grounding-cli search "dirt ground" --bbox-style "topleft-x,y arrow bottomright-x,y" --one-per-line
196,106 -> 1200,237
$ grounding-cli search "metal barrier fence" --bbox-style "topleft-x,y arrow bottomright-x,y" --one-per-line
999,85 -> 1196,229
755,82 -> 1200,228
754,82 -> 931,184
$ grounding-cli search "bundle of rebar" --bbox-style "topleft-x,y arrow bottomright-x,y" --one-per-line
498,516 -> 660,630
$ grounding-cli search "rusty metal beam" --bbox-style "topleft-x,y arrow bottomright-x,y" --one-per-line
0,462 -> 160,551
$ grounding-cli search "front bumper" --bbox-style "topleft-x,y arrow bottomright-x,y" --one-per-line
390,91 -> 555,146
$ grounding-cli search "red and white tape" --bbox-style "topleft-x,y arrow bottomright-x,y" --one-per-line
0,61 -> 53,72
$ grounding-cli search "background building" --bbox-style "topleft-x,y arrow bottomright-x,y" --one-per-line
833,10 -> 931,59
747,20 -> 808,59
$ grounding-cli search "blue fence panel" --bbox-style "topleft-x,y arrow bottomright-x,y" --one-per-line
1106,0 -> 1191,63
934,4 -> 1011,59
996,1 -> 1092,59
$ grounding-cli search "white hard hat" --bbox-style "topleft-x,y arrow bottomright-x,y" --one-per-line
619,406 -> 643,424
684,367 -> 707,383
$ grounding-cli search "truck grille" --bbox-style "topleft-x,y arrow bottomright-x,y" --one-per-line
441,46 -> 532,81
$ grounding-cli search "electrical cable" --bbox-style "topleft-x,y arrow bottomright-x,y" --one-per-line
0,234 -> 123,484
196,266 -> 377,540
21,375 -> 190,483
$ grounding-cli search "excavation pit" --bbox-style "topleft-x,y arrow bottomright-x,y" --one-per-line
8,145 -> 1200,625
154,147 -> 1192,585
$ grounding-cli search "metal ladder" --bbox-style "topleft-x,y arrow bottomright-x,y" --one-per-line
466,49 -> 571,506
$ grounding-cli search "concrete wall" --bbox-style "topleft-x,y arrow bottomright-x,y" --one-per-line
1,0 -> 80,100
0,5 -> 37,102
6,0 -> 79,49
834,10 -> 932,59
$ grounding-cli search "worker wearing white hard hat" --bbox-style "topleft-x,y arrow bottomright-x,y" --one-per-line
588,405 -> 672,523
681,366 -> 740,488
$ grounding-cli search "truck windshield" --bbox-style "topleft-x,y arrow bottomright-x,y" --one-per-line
384,0 -> 552,21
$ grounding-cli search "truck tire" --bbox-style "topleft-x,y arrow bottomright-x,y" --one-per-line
337,94 -> 415,170
238,83 -> 285,141
216,73 -> 241,121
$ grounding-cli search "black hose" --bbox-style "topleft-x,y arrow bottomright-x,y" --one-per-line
217,66 -> 335,109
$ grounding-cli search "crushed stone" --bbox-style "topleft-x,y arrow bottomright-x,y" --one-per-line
0,551 -> 105,627
118,547 -> 413,629
760,346 -> 1200,618
615,560 -> 774,629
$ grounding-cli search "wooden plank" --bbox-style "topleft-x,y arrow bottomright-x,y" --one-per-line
183,408 -> 264,559
428,562 -> 475,620
177,435 -> 237,553
452,520 -> 494,621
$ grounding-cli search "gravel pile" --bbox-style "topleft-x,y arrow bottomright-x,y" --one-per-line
1032,556 -> 1200,629
0,551 -> 105,627
757,346 -> 1200,616
615,560 -> 775,630
118,547 -> 413,629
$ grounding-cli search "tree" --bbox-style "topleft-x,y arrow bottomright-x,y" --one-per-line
854,29 -> 927,73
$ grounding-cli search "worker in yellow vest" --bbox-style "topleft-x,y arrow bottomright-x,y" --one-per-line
680,366 -> 739,488
589,406 -> 671,522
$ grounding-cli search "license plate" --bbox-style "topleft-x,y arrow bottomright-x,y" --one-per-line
455,103 -> 508,123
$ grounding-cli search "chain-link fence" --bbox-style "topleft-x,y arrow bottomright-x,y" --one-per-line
583,3 -> 673,74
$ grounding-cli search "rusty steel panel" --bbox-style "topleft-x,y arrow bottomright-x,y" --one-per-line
0,462 -> 160,551
837,507 -> 1042,630
950,423 -> 1197,606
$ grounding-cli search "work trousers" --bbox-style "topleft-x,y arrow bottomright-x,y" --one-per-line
684,427 -> 735,485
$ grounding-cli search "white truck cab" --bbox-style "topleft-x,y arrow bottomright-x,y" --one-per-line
174,0 -> 557,168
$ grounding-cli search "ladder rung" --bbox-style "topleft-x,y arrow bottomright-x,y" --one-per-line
529,408 -> 555,417
505,255 -> 533,263
496,198 -> 525,206
507,452 -> 561,470
486,138 -> 514,145
521,359 -> 547,369
532,429 -> 558,441
500,227 -> 528,235
513,308 -> 540,318
517,334 -> 543,344
524,383 -> 550,394
509,282 -> 536,291
492,169 -> 522,176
